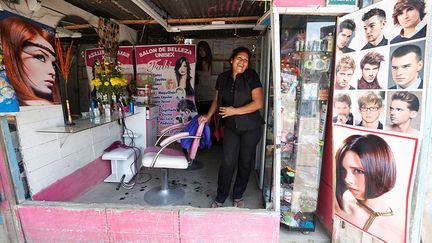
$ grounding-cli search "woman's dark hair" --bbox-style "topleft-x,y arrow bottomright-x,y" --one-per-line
335,134 -> 396,210
229,46 -> 252,62
197,41 -> 212,71
174,56 -> 194,96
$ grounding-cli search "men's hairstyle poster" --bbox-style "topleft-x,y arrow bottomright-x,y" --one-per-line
332,0 -> 428,135
135,44 -> 197,134
332,0 -> 429,242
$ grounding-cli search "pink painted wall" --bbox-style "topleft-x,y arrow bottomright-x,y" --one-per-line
32,157 -> 111,202
0,137 -> 25,242
0,142 -> 13,215
180,210 -> 280,242
18,206 -> 108,242
17,205 -> 180,242
17,204 -> 279,242
107,209 -> 179,242
273,0 -> 325,7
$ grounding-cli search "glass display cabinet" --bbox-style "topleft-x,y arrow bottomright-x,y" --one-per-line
263,14 -> 336,232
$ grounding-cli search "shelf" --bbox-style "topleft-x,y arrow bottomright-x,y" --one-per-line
294,50 -> 332,54
37,111 -> 136,134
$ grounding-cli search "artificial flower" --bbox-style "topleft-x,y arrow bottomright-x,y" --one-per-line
90,59 -> 128,95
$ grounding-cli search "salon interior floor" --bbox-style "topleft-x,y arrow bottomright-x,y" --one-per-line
74,143 -> 330,242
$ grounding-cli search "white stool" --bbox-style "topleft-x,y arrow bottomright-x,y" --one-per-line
103,148 -> 136,183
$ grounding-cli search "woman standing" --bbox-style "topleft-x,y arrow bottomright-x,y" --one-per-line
0,17 -> 59,106
199,47 -> 264,208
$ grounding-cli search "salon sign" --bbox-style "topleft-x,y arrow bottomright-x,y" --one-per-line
135,44 -> 197,134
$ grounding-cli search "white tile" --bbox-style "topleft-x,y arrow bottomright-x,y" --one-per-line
59,130 -> 93,157
16,119 -> 61,149
21,140 -> 61,172
17,105 -> 63,125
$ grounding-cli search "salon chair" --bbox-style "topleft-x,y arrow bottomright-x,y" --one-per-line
141,122 -> 205,206
154,122 -> 204,170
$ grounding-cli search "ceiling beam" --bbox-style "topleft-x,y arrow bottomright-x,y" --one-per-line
171,24 -> 256,32
64,16 -> 260,30
131,0 -> 169,31
125,16 -> 260,24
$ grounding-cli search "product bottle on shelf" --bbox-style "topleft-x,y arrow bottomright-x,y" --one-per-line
326,33 -> 334,52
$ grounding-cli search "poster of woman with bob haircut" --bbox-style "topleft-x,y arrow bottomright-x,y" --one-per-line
333,124 -> 419,243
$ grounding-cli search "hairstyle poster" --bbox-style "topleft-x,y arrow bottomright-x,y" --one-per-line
0,10 -> 58,108
333,125 -> 419,243
332,0 -> 428,136
85,47 -> 134,89
332,0 -> 429,242
135,44 -> 197,134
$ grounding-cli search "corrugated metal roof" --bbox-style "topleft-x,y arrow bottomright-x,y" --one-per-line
150,0 -> 266,19
62,0 -> 268,41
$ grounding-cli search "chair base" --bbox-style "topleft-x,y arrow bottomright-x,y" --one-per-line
187,160 -> 204,170
144,186 -> 185,206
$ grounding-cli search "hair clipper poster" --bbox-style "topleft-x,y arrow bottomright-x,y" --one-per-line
0,10 -> 59,108
332,1 -> 428,242
135,44 -> 197,134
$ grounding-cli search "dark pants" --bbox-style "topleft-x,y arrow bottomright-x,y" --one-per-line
215,126 -> 262,203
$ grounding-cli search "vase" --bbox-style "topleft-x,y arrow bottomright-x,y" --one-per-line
100,93 -> 112,117
104,103 -> 111,117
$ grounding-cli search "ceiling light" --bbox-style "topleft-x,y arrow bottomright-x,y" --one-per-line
211,21 -> 225,25
56,27 -> 82,38
173,24 -> 254,32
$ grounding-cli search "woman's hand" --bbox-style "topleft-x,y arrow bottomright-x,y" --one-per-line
219,106 -> 237,118
198,115 -> 210,125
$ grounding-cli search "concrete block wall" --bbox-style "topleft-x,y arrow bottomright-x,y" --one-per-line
17,202 -> 280,242
16,105 -> 121,195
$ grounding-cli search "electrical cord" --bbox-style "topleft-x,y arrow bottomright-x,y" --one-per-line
118,120 -> 152,189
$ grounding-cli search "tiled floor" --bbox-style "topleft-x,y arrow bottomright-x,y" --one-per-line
74,143 -> 330,242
